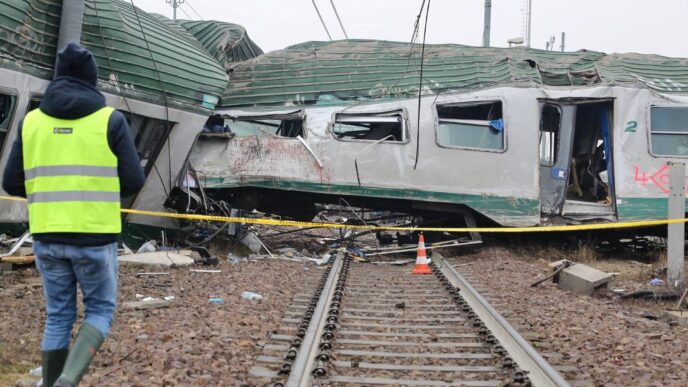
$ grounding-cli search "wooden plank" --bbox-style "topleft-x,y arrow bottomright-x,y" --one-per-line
0,255 -> 35,264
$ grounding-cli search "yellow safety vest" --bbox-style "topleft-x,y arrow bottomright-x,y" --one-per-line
22,107 -> 121,234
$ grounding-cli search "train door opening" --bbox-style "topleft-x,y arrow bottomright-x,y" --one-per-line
539,100 -> 615,220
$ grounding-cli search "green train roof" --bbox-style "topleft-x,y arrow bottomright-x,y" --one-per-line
177,20 -> 263,72
0,0 -> 262,112
220,39 -> 688,108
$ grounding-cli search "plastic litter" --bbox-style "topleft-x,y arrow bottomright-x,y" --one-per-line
208,297 -> 225,304
314,253 -> 331,265
122,243 -> 133,255
241,291 -> 263,301
649,278 -> 664,286
29,366 -> 42,376
136,240 -> 157,254
227,253 -> 242,264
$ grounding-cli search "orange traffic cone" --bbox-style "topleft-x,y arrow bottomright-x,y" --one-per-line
412,234 -> 432,274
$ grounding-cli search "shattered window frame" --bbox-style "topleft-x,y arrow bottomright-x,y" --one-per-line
0,87 -> 17,158
539,104 -> 562,167
648,105 -> 688,158
224,111 -> 306,139
119,110 -> 175,178
433,100 -> 507,153
330,110 -> 409,143
27,95 -> 42,112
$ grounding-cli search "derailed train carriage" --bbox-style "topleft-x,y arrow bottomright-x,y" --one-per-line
0,0 -> 262,235
182,40 -> 688,231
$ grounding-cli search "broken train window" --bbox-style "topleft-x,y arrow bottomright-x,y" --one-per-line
539,104 -> 561,166
650,106 -> 688,157
436,101 -> 505,151
219,111 -> 305,138
119,111 -> 173,177
0,92 -> 17,157
332,111 -> 406,142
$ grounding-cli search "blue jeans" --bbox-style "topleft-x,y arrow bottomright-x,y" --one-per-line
34,241 -> 118,351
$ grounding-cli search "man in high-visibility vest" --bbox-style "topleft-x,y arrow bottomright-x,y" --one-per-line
2,43 -> 145,387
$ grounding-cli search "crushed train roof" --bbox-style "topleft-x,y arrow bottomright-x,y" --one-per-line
220,39 -> 688,108
0,0 -> 261,112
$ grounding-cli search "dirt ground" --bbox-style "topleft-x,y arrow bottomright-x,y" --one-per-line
0,258 -> 317,387
448,244 -> 688,387
1,234 -> 687,386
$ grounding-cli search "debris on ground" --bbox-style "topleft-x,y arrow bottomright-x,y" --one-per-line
118,251 -> 195,267
136,240 -> 157,253
0,232 -> 34,271
241,291 -> 263,301
544,259 -> 612,295
121,299 -> 171,310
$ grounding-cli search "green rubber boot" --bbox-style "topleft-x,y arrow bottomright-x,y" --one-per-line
53,323 -> 104,387
42,349 -> 69,387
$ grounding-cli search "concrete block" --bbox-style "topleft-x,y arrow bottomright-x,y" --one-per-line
121,299 -> 171,310
548,259 -> 571,270
664,310 -> 688,327
118,252 -> 195,267
557,263 -> 611,296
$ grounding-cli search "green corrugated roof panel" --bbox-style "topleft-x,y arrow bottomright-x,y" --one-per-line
0,0 -> 61,79
220,39 -> 688,108
177,20 -> 263,71
82,0 -> 227,110
0,0 -> 236,111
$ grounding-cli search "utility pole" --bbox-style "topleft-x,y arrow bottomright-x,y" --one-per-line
483,0 -> 491,47
667,162 -> 686,287
526,0 -> 532,47
560,32 -> 566,52
166,0 -> 184,20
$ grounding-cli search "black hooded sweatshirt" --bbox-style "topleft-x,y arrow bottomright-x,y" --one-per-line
1,76 -> 145,246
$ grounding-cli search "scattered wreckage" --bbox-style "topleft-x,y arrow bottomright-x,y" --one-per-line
1,2 -> 687,243
179,40 -> 688,237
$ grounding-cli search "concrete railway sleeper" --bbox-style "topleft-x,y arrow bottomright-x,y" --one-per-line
250,253 -> 570,386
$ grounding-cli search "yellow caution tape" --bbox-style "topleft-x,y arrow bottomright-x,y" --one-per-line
1,195 -> 686,233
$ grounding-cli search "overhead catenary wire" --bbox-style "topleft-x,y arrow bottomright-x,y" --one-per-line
329,0 -> 348,39
184,0 -> 204,20
413,0 -> 431,170
130,0 -> 174,195
91,0 -> 170,198
338,0 -> 426,116
312,0 -> 333,40
178,5 -> 192,19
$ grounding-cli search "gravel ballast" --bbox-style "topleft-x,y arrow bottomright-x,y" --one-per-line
445,246 -> 688,387
0,259 -> 316,386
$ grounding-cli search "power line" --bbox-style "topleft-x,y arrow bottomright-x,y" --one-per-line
413,0 -> 431,170
329,0 -> 348,39
92,0 -> 170,198
131,0 -> 174,193
178,5 -> 192,19
311,0 -> 333,40
184,0 -> 204,20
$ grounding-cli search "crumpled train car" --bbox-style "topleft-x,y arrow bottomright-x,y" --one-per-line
187,40 -> 688,227
0,0 -> 261,232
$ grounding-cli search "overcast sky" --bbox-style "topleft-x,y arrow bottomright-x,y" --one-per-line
132,0 -> 688,58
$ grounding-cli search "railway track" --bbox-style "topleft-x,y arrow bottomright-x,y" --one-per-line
251,253 -> 571,386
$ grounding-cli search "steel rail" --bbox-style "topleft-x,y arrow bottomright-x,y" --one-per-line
434,252 -> 571,387
285,255 -> 342,387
